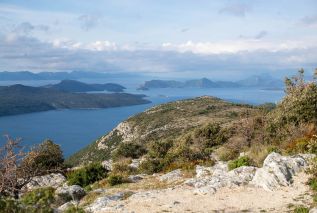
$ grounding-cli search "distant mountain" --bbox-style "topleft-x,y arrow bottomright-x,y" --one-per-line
44,80 -> 126,92
138,75 -> 283,90
138,78 -> 240,90
0,71 -> 140,81
237,74 -> 284,89
0,85 -> 149,117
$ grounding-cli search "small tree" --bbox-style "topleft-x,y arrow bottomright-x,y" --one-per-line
25,139 -> 64,173
0,136 -> 39,198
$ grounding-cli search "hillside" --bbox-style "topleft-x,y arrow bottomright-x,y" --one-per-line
44,80 -> 126,92
0,84 -> 149,117
67,96 -> 259,165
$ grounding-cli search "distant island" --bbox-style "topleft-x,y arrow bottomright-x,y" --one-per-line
44,80 -> 126,92
138,74 -> 284,90
0,71 -> 140,81
0,84 -> 150,117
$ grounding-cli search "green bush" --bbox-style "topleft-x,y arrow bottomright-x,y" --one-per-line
67,163 -> 107,187
293,206 -> 309,213
217,146 -> 239,161
0,187 -> 55,213
228,156 -> 251,171
139,158 -> 163,174
148,140 -> 173,158
107,174 -> 126,186
112,159 -> 136,175
112,142 -> 146,159
194,123 -> 228,147
64,204 -> 85,213
0,198 -> 22,213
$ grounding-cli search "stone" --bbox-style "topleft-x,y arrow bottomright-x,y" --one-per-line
310,207 -> 317,213
85,193 -> 124,213
196,165 -> 213,178
251,152 -> 311,191
159,169 -> 182,182
25,173 -> 66,191
129,159 -> 142,169
185,162 -> 257,194
128,174 -> 144,183
56,201 -> 78,213
101,159 -> 113,171
55,185 -> 86,201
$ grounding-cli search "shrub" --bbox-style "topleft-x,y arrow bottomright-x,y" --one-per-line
112,142 -> 146,159
21,188 -> 55,213
25,140 -> 64,172
228,156 -> 251,171
67,163 -> 107,187
112,159 -> 135,175
217,146 -> 239,161
139,158 -> 163,174
107,174 -> 125,186
194,123 -> 228,148
148,140 -> 173,158
0,198 -> 21,213
64,204 -> 85,213
293,206 -> 309,213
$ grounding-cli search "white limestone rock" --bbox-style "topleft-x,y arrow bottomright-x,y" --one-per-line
25,173 -> 66,191
251,152 -> 312,191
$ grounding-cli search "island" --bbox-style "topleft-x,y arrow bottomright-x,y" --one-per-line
0,84 -> 150,117
44,80 -> 126,92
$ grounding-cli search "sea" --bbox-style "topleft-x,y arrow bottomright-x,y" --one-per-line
0,78 -> 284,157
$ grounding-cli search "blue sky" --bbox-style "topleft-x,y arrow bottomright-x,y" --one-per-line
0,0 -> 316,79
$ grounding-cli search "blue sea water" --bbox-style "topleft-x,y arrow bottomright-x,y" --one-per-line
0,79 -> 284,157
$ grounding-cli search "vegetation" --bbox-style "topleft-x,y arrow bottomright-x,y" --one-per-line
112,142 -> 147,159
67,163 -> 108,187
228,156 -> 252,170
24,140 -> 64,173
0,187 -> 55,213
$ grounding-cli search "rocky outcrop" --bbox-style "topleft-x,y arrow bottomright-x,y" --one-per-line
185,162 -> 257,194
25,173 -> 66,191
185,152 -> 314,195
55,185 -> 86,201
101,159 -> 113,171
56,201 -> 79,213
159,169 -> 182,182
85,193 -> 125,213
251,152 -> 314,191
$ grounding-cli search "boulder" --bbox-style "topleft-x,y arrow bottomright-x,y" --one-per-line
101,159 -> 113,171
128,174 -> 145,183
310,207 -> 317,213
56,201 -> 78,213
251,152 -> 311,191
25,173 -> 66,191
85,193 -> 124,213
55,185 -> 86,201
159,169 -> 182,182
196,165 -> 213,178
185,162 -> 257,194
129,159 -> 142,169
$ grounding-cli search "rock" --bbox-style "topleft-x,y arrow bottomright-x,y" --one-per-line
25,173 -> 66,191
129,159 -> 142,169
55,185 -> 86,201
159,169 -> 182,182
85,193 -> 124,213
128,174 -> 145,183
101,159 -> 113,171
56,201 -> 78,212
310,207 -> 317,213
251,152 -> 311,191
185,162 -> 257,194
196,165 -> 213,178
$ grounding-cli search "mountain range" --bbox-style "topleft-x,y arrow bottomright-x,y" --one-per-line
138,74 -> 284,90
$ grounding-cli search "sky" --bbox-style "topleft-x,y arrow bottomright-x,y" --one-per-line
0,0 -> 317,79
